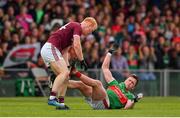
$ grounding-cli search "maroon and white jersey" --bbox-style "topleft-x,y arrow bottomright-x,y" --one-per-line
47,22 -> 82,51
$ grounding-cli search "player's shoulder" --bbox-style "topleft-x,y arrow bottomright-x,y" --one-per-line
119,82 -> 124,85
119,82 -> 126,88
69,21 -> 81,27
108,79 -> 119,86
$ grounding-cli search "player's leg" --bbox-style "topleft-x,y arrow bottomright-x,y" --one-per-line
68,80 -> 92,97
74,71 -> 107,101
57,48 -> 70,106
72,72 -> 109,109
55,47 -> 77,110
41,43 -> 69,107
49,59 -> 69,107
48,66 -> 70,110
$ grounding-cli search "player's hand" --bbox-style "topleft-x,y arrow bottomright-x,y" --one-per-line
80,60 -> 88,71
137,93 -> 143,99
70,66 -> 77,75
108,49 -> 115,54
134,93 -> 143,102
68,61 -> 77,76
108,43 -> 119,54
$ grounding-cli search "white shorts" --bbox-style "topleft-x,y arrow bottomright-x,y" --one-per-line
40,42 -> 63,67
85,96 -> 110,110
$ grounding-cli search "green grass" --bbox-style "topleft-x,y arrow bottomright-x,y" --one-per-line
0,97 -> 180,117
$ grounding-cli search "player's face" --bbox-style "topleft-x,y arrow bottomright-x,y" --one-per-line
124,77 -> 137,90
82,23 -> 95,35
82,27 -> 94,35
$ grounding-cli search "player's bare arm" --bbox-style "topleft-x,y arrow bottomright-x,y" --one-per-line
124,92 -> 144,110
73,35 -> 88,70
101,52 -> 115,83
73,35 -> 84,61
124,99 -> 135,109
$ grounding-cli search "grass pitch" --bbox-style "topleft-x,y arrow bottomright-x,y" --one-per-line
0,97 -> 180,117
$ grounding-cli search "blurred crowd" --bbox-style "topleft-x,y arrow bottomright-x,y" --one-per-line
0,0 -> 179,71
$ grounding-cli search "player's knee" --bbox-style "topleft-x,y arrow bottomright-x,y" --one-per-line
95,80 -> 103,87
78,81 -> 90,89
76,81 -> 85,88
84,88 -> 92,96
57,69 -> 70,80
78,82 -> 92,96
63,70 -> 70,79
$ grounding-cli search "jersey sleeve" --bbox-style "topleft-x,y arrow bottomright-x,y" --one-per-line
126,92 -> 135,100
108,80 -> 119,86
72,23 -> 82,36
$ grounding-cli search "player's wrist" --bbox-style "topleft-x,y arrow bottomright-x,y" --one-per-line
107,52 -> 112,56
75,71 -> 81,78
79,59 -> 88,70
134,93 -> 143,103
80,59 -> 84,62
108,48 -> 116,55
134,97 -> 138,102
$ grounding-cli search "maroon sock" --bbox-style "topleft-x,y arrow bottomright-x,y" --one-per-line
58,96 -> 64,103
50,91 -> 57,96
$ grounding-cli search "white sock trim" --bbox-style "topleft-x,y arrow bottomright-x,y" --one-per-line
60,103 -> 65,106
49,96 -> 56,100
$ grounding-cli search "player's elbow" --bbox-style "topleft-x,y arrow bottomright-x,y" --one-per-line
73,37 -> 81,47
101,66 -> 106,72
73,46 -> 79,52
73,41 -> 80,49
124,105 -> 132,110
102,68 -> 109,75
101,64 -> 107,70
123,107 -> 129,110
124,105 -> 134,110
124,100 -> 134,110
101,65 -> 104,70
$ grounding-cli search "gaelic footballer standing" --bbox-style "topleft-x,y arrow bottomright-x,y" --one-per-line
41,17 -> 97,109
